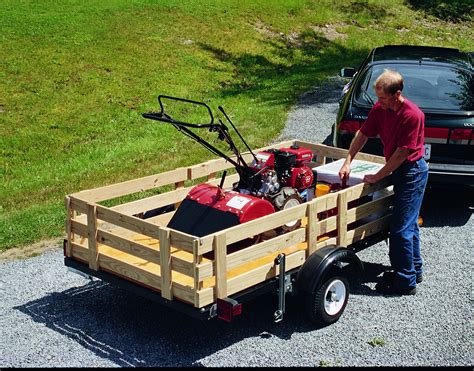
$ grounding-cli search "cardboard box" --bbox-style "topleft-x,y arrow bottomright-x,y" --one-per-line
313,158 -> 384,186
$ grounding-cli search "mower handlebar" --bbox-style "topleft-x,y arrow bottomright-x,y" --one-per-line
142,112 -> 217,129
142,94 -> 219,129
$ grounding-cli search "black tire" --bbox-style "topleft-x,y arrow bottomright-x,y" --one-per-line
306,274 -> 349,327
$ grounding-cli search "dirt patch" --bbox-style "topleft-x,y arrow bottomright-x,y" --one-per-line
0,238 -> 63,263
310,23 -> 348,41
252,21 -> 348,46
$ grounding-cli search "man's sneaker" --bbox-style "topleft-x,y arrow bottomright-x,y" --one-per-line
382,270 -> 423,285
416,273 -> 423,284
375,281 -> 417,296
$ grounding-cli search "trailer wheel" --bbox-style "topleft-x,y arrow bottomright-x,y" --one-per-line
306,274 -> 349,327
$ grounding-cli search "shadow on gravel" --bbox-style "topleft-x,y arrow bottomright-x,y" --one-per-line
15,281 -> 319,366
420,186 -> 473,227
342,261 -> 390,297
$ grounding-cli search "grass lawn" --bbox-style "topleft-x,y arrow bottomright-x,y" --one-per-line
0,0 -> 472,251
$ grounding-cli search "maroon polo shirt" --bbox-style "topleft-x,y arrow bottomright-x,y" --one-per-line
360,98 -> 425,162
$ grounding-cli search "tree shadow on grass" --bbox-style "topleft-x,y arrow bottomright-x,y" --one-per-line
406,0 -> 473,22
196,29 -> 369,108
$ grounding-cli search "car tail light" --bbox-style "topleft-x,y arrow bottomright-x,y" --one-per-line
425,127 -> 449,143
449,128 -> 472,144
425,127 -> 472,144
217,298 -> 242,322
338,120 -> 362,133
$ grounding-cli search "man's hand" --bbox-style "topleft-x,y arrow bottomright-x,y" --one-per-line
363,174 -> 379,184
339,163 -> 351,184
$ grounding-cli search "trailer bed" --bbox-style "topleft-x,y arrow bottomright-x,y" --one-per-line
65,140 -> 393,309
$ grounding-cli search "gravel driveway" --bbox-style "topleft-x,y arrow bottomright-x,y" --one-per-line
1,77 -> 472,367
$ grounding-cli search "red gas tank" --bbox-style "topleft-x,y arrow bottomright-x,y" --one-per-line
167,183 -> 275,237
286,166 -> 314,191
279,146 -> 313,166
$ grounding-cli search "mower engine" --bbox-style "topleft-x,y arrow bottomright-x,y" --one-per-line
246,144 -> 314,197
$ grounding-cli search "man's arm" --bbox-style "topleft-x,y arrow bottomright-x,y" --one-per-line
339,130 -> 368,182
363,147 -> 410,184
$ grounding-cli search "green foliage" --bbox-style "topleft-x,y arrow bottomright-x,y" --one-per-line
0,0 -> 473,251
406,0 -> 473,22
368,337 -> 386,347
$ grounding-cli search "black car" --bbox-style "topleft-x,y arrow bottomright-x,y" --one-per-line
334,45 -> 474,186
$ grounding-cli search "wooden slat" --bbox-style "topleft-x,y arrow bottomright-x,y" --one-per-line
70,241 -> 89,262
158,228 -> 172,300
71,243 -> 161,290
295,140 -> 386,164
193,236 -> 214,255
345,178 -> 392,203
224,203 -> 308,245
147,211 -> 175,226
317,215 -> 337,235
307,200 -> 319,256
314,191 -> 338,212
96,205 -> 161,240
188,158 -> 238,180
170,255 -> 195,278
227,228 -> 306,271
195,228 -> 306,281
346,193 -> 394,224
98,254 -> 162,291
72,167 -> 188,203
73,231 -> 195,277
346,214 -> 392,245
109,172 -> 240,217
65,196 -> 73,257
97,229 -> 160,263
193,239 -> 204,294
71,242 -> 196,305
337,191 -> 348,247
71,219 -> 88,237
69,195 -> 89,214
195,287 -> 215,308
226,250 -> 306,298
168,229 -> 199,253
315,236 -> 338,249
214,233 -> 227,299
171,281 -> 196,305
87,204 -> 99,271
195,261 -> 213,282
111,188 -> 189,216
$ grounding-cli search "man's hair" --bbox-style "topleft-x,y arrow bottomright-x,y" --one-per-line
374,69 -> 404,95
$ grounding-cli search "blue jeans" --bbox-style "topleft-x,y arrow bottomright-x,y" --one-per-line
389,158 -> 428,289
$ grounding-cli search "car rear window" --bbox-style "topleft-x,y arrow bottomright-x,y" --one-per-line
354,64 -> 474,111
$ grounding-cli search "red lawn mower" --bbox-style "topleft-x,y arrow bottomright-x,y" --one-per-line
143,95 -> 316,239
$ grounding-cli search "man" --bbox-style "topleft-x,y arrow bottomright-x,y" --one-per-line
339,69 -> 428,295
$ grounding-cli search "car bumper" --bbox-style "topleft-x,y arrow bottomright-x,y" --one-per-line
427,163 -> 474,187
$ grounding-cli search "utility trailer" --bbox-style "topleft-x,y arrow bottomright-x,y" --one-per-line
64,140 -> 394,327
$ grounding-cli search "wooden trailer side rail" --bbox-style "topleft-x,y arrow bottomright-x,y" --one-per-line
65,141 -> 393,309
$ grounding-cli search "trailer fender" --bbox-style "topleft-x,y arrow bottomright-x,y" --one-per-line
295,245 -> 363,294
